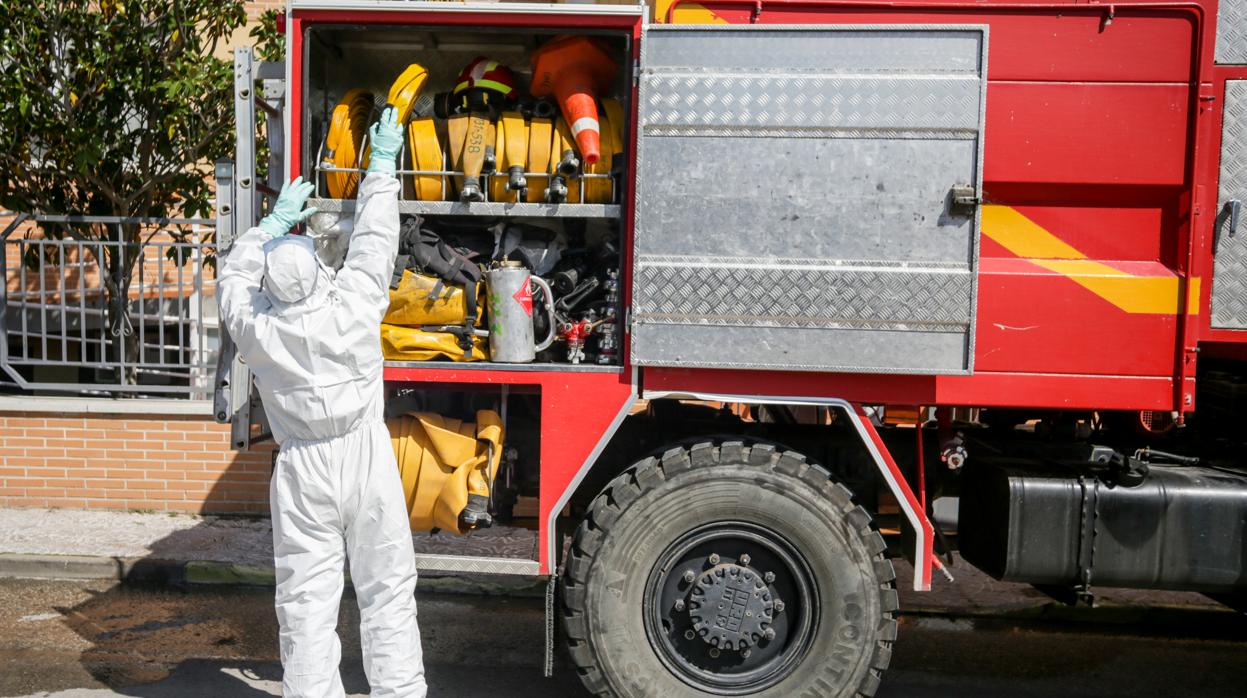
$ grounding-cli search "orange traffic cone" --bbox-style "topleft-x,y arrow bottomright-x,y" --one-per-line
530,36 -> 617,166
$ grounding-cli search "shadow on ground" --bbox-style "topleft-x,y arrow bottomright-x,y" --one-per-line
50,580 -> 581,697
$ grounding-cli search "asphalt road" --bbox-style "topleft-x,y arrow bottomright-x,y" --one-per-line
1,578 -> 1244,698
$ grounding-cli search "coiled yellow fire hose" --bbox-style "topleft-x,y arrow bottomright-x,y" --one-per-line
525,117 -> 553,203
407,116 -> 444,201
585,98 -> 623,204
553,117 -> 581,204
490,111 -> 529,202
321,89 -> 374,198
386,63 -> 428,124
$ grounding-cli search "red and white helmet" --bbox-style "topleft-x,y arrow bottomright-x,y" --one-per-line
453,57 -> 518,99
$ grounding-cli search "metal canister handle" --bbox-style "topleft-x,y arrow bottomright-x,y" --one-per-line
531,276 -> 557,352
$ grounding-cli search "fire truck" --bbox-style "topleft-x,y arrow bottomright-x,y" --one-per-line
215,0 -> 1247,695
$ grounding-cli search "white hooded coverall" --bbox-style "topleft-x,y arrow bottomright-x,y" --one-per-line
218,172 -> 425,697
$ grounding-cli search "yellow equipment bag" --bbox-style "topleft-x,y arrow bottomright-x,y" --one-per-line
381,324 -> 488,362
322,89 -> 374,198
384,270 -> 483,327
389,410 -> 504,534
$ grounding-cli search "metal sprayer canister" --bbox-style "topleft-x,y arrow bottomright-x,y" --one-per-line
486,262 -> 555,363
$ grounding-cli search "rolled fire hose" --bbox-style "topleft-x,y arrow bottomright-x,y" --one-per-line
407,116 -> 444,201
585,99 -> 623,204
386,63 -> 429,124
322,89 -> 374,199
459,115 -> 493,202
446,114 -> 469,195
602,97 -> 624,150
490,116 -> 509,202
550,118 -> 581,204
526,117 -> 553,203
490,111 -> 529,202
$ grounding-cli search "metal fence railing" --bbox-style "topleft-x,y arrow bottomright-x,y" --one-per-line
0,213 -> 218,398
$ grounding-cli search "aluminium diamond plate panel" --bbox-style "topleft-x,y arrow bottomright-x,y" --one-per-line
634,262 -> 973,329
1217,0 -> 1247,64
632,26 -> 988,374
413,554 -> 540,576
1212,81 -> 1247,329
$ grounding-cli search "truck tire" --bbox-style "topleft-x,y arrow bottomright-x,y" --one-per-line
562,440 -> 898,697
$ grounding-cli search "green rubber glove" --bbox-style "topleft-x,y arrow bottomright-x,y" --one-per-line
258,176 -> 318,238
366,107 -> 403,176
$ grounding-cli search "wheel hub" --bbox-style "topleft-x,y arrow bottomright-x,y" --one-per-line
644,523 -> 818,693
689,562 -> 775,651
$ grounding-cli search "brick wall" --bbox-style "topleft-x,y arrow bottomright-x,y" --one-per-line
246,1 -> 285,22
0,411 -> 276,514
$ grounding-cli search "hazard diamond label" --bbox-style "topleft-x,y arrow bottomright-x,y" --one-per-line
513,283 -> 533,317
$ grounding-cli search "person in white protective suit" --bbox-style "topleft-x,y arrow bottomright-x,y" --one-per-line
218,108 -> 425,698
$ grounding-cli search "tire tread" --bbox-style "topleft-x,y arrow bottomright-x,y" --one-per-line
561,439 -> 899,698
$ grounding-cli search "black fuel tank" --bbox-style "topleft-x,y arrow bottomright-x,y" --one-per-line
958,459 -> 1247,593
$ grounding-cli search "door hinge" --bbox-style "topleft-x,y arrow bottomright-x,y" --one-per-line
949,185 -> 981,217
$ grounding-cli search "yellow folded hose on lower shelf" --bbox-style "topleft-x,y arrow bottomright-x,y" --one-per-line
388,410 -> 504,534
381,324 -> 488,362
322,89 -> 374,198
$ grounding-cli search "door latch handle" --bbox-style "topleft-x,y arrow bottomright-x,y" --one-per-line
949,185 -> 980,217
1225,199 -> 1241,239
1215,199 -> 1242,253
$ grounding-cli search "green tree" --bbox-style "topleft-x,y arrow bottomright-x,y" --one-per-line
0,0 -> 266,387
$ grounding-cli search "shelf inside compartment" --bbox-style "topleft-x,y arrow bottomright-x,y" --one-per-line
310,197 -> 620,219
303,24 -> 632,215
306,25 -> 630,369
385,360 -> 624,375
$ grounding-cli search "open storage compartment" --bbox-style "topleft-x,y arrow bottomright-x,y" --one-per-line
301,21 -> 633,370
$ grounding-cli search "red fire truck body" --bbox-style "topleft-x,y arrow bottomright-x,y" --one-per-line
228,0 -> 1247,693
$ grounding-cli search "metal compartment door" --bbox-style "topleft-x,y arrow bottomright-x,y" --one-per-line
1212,81 -> 1247,330
632,26 -> 988,374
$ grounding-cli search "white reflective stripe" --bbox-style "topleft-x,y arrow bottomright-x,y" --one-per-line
569,117 -> 599,136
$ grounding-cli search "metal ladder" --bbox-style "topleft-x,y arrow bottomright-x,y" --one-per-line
212,47 -> 286,450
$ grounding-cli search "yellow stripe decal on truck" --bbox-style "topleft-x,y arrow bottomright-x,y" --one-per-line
981,205 -> 1199,316
657,0 -> 727,23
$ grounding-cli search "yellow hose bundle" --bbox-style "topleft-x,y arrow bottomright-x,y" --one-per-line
446,114 -> 469,194
380,324 -> 488,362
407,116 -> 444,200
490,111 -> 528,202
553,117 -> 581,204
388,410 -> 504,534
585,98 -> 624,203
322,89 -> 374,198
526,117 -> 553,203
386,63 -> 429,124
